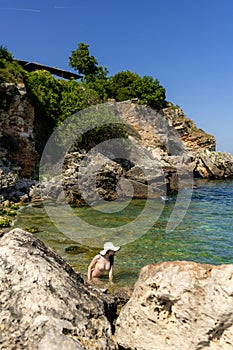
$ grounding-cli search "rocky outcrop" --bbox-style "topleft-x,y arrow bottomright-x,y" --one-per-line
61,151 -> 169,203
0,83 -> 39,177
116,261 -> 233,350
0,168 -> 16,190
1,90 -> 233,204
36,101 -> 233,204
114,101 -> 233,182
0,167 -> 37,203
38,150 -> 179,204
38,102 -> 194,204
194,150 -> 233,179
162,103 -> 216,152
0,228 -> 120,350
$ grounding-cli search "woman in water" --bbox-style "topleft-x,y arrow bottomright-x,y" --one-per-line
87,242 -> 121,284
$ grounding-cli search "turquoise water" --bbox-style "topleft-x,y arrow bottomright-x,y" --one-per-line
13,179 -> 233,286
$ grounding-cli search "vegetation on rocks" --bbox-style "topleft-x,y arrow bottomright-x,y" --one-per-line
0,44 -> 167,155
0,202 -> 20,228
0,45 -> 25,85
0,216 -> 12,227
0,45 -> 26,111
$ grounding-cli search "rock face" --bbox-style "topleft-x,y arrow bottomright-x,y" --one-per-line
162,103 -> 216,152
0,167 -> 38,203
1,90 -> 233,204
0,83 -> 39,177
0,228 -> 118,350
37,101 -> 233,204
60,151 -> 168,204
194,150 -> 233,179
116,261 -> 233,350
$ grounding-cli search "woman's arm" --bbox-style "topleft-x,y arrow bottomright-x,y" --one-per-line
87,255 -> 100,281
108,265 -> 113,283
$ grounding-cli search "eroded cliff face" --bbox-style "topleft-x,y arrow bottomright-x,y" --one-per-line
113,101 -> 233,181
162,103 -> 216,152
1,86 -> 233,205
0,83 -> 39,177
116,101 -> 216,155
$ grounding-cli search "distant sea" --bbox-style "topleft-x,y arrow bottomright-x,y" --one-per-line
14,179 -> 233,287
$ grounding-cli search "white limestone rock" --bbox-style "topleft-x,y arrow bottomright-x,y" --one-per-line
116,261 -> 233,350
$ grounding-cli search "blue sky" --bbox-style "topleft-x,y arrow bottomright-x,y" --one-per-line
1,0 -> 233,154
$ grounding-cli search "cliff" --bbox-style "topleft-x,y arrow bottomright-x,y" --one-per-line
0,83 -> 39,177
162,103 -> 216,152
1,83 -> 233,205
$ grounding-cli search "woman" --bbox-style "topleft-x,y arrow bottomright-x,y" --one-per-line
87,242 -> 121,284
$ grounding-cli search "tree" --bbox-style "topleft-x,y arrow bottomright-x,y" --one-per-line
69,42 -> 108,82
0,45 -> 13,61
25,70 -> 62,122
108,71 -> 166,110
108,71 -> 140,101
0,45 -> 25,84
135,75 -> 166,110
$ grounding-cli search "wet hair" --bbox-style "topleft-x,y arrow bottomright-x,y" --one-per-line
109,255 -> 114,267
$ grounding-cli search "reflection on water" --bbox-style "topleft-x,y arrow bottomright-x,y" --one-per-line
13,179 -> 233,287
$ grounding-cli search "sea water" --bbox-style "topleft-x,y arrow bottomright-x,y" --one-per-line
13,179 -> 233,286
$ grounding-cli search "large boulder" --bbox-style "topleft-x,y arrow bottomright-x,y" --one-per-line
116,261 -> 233,350
0,228 -> 118,350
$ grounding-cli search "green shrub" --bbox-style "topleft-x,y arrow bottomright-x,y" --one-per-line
107,71 -> 166,110
57,104 -> 128,152
0,46 -> 26,84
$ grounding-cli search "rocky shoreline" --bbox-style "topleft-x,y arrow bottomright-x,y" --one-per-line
1,228 -> 233,350
1,85 -> 233,209
1,84 -> 233,349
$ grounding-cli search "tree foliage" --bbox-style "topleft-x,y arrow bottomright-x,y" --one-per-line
0,45 -> 13,61
59,80 -> 101,121
107,71 -> 166,110
57,105 -> 128,152
25,70 -> 101,125
136,75 -> 166,110
1,44 -> 167,154
0,46 -> 25,84
25,70 -> 61,119
69,42 -> 108,82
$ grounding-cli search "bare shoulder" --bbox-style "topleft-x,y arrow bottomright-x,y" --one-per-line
92,254 -> 102,261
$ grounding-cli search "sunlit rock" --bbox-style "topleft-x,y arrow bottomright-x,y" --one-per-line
116,261 -> 233,350
0,228 -> 118,350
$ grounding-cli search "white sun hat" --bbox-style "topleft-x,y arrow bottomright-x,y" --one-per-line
100,242 -> 121,255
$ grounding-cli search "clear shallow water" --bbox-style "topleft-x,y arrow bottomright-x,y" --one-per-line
13,179 -> 233,287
